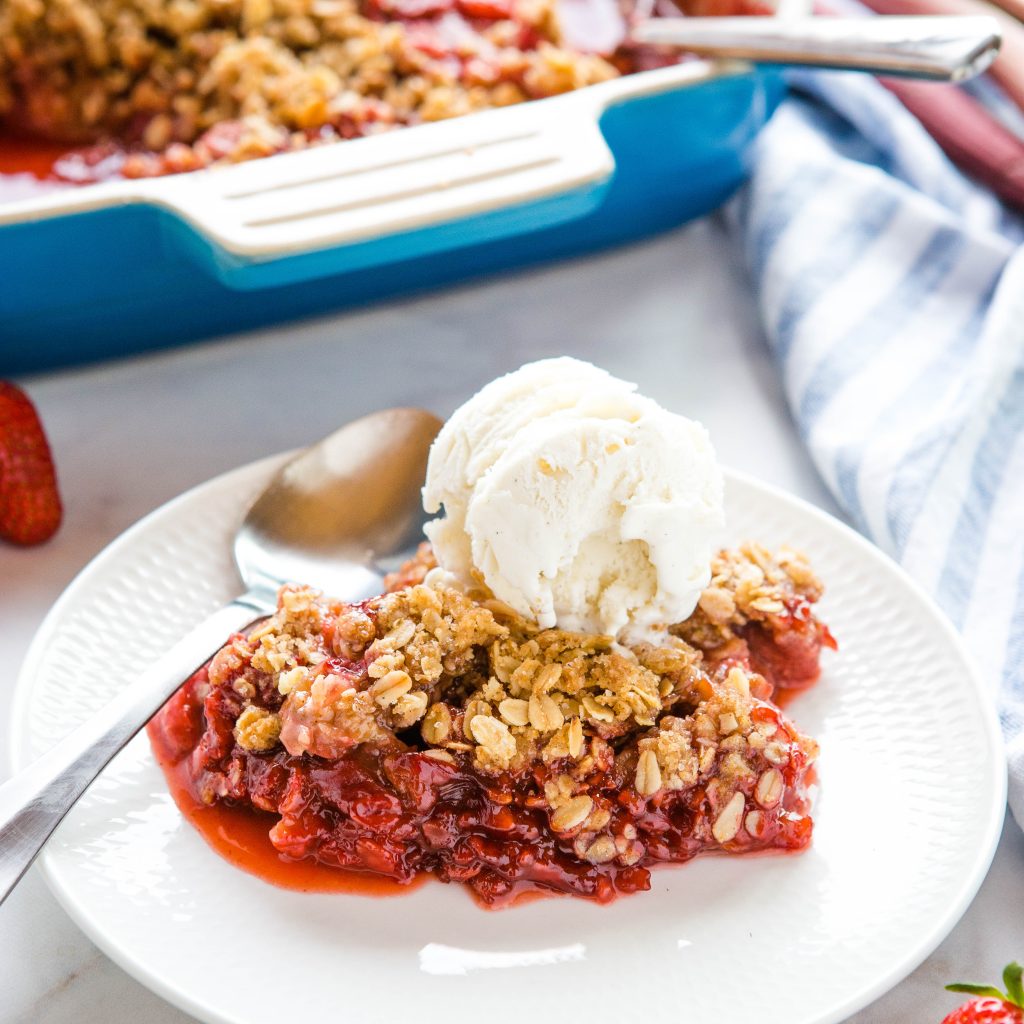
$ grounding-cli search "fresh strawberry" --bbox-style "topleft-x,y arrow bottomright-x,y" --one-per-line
0,381 -> 62,546
943,962 -> 1024,1024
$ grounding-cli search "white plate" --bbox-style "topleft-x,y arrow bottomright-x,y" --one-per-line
9,458 -> 1006,1024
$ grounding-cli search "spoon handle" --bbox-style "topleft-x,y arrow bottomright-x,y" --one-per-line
0,593 -> 270,906
631,15 -> 1001,81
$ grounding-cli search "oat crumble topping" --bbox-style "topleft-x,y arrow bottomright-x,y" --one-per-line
678,543 -> 823,649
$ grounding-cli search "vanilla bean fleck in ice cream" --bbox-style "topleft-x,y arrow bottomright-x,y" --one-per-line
422,358 -> 725,639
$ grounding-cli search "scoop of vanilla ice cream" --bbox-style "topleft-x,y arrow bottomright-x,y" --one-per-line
422,358 -> 724,638
423,358 -> 634,581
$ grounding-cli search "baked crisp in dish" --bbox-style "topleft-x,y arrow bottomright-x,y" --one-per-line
0,0 -> 636,180
0,0 -> 770,183
149,541 -> 834,907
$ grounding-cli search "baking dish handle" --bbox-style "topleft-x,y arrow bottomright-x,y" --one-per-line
147,98 -> 615,272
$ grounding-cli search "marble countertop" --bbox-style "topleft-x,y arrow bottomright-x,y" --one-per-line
2,216 -> 1021,1023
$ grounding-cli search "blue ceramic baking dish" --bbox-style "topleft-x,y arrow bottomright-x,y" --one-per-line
0,56 -> 788,373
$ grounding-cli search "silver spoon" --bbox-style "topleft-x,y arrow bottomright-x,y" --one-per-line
631,15 -> 1001,81
0,407 -> 442,905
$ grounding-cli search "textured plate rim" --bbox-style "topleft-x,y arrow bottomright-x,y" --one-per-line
8,456 -> 1007,1024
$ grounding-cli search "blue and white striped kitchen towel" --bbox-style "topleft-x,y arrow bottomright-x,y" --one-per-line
730,68 -> 1024,829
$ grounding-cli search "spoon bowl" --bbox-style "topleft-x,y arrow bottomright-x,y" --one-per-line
237,407 -> 441,602
0,407 -> 443,905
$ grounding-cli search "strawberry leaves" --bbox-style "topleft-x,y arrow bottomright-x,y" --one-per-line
947,963 -> 1024,1011
947,986 -> 1011,1001
1003,963 -> 1024,1009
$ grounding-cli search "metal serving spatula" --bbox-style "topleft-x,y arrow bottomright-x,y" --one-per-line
631,14 -> 1001,80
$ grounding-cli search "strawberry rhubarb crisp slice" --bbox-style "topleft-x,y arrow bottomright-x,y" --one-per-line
149,542 -> 834,907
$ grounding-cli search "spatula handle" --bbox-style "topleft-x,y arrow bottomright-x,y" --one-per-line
632,15 -> 1001,81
